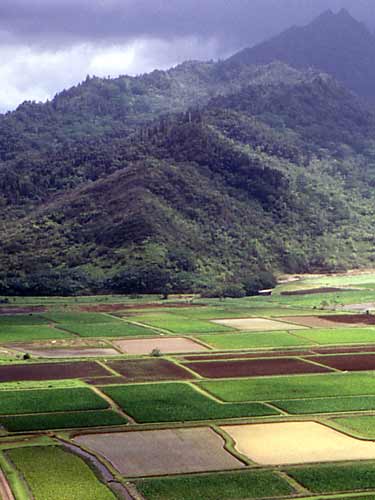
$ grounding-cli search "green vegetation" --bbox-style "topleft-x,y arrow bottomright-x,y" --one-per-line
0,387 -> 109,415
198,331 -> 313,349
0,410 -> 127,431
43,312 -> 121,323
136,471 -> 295,500
0,325 -> 73,342
101,382 -> 279,423
0,315 -> 49,325
333,416 -> 375,438
294,328 -> 375,345
286,463 -> 375,493
133,313 -> 233,333
273,396 -> 375,415
60,321 -> 158,337
198,372 -> 375,402
7,446 -> 115,499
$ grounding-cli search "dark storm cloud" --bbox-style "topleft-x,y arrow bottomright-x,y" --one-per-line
1,0 -> 375,113
0,0 -> 374,50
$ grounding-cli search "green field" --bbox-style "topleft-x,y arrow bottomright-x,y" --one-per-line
0,387 -> 109,415
286,462 -> 375,493
0,315 -> 50,325
101,382 -> 279,423
132,312 -> 233,334
60,321 -> 158,337
198,372 -> 375,402
0,325 -> 74,342
7,446 -> 115,499
197,331 -> 313,349
273,396 -> 375,415
136,471 -> 295,500
295,327 -> 375,345
333,416 -> 375,438
43,312 -> 121,323
0,410 -> 127,432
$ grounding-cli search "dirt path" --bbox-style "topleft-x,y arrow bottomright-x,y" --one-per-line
0,469 -> 15,500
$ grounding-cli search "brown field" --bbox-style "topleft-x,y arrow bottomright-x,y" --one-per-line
309,353 -> 375,371
74,427 -> 243,476
11,347 -> 120,358
211,318 -> 305,331
185,358 -> 332,378
314,345 -> 375,354
182,349 -> 315,361
0,306 -> 47,315
0,361 -> 111,382
319,314 -> 375,325
85,376 -> 127,385
114,337 -> 208,355
222,422 -> 375,465
107,358 -> 194,381
280,314 -> 375,328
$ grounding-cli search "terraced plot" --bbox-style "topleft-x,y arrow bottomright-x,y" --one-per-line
0,325 -> 73,343
199,372 -> 375,402
223,422 -> 375,465
210,317 -> 305,331
101,382 -> 279,423
0,410 -> 127,432
0,361 -> 111,382
107,358 -> 194,382
114,337 -> 208,354
185,358 -> 332,378
273,396 -> 375,415
6,446 -> 115,500
60,322 -> 158,337
294,327 -> 375,345
10,347 -> 120,358
75,428 -> 243,476
197,332 -> 313,350
131,313 -> 232,333
309,353 -> 375,371
0,386 -> 108,415
136,470 -> 295,500
286,462 -> 375,494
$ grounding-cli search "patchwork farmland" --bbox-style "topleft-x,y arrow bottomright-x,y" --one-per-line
3,273 -> 375,498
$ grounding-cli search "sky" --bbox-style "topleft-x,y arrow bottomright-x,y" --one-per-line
0,0 -> 374,112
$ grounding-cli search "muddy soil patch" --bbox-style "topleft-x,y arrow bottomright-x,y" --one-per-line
114,337 -> 208,355
222,422 -> 375,465
309,353 -> 375,372
74,427 -> 243,476
0,306 -> 47,315
185,358 -> 332,378
183,350 -> 315,361
107,358 -> 194,382
277,315 -> 363,328
318,314 -> 375,325
0,361 -> 110,382
211,318 -> 305,331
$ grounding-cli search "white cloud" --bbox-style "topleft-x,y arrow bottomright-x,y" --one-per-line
0,37 -> 224,112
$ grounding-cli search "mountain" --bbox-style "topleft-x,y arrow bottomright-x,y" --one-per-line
1,54 -> 375,296
228,9 -> 375,102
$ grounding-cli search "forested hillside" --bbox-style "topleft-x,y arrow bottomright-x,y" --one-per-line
1,19 -> 375,295
229,9 -> 375,102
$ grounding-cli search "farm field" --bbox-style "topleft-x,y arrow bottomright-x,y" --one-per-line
3,272 -> 375,499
